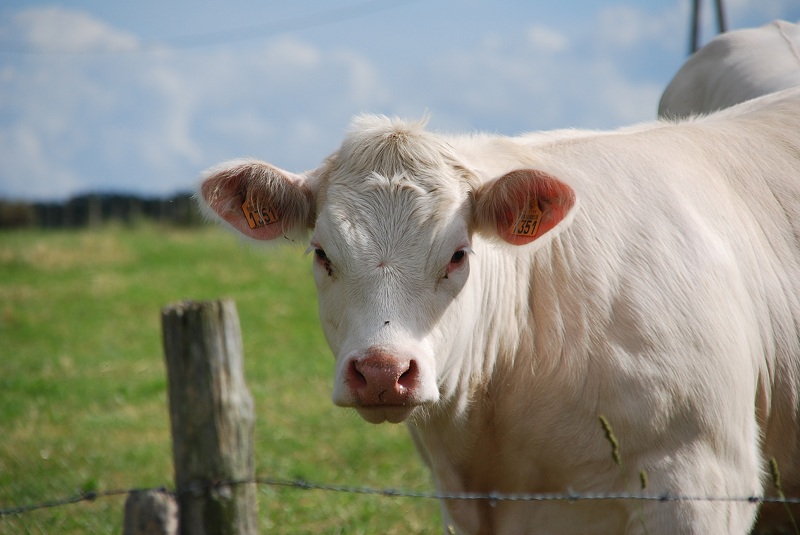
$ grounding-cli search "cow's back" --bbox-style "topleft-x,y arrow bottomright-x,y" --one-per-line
659,20 -> 800,118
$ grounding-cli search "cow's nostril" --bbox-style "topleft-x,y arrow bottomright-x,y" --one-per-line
348,359 -> 368,388
397,360 -> 418,389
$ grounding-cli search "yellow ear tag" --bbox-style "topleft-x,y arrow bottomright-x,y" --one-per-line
511,200 -> 543,237
241,198 -> 279,229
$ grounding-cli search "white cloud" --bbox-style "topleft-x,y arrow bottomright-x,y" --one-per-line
595,6 -> 662,48
330,49 -> 388,105
262,36 -> 321,73
592,2 -> 687,54
4,2 -> 795,201
0,125 -> 81,200
0,8 -> 390,199
13,7 -> 139,53
423,17 -> 664,134
140,64 -> 203,166
527,25 -> 569,52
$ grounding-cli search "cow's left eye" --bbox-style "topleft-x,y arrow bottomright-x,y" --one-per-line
444,248 -> 469,278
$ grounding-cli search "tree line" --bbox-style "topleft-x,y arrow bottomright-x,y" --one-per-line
0,192 -> 205,229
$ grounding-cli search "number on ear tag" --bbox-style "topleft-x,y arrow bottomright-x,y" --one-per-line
241,198 -> 279,229
511,200 -> 543,237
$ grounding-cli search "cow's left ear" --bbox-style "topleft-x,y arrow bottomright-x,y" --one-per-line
472,169 -> 576,245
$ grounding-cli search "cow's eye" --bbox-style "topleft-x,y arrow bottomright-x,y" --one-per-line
444,248 -> 469,279
450,250 -> 466,265
312,247 -> 334,276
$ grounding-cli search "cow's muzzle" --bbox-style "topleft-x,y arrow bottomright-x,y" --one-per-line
339,351 -> 428,423
333,346 -> 438,423
347,352 -> 419,407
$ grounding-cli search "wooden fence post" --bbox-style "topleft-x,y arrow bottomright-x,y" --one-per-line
123,489 -> 178,535
161,299 -> 258,535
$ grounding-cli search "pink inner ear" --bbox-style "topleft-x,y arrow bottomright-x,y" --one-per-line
199,161 -> 297,242
487,170 -> 576,246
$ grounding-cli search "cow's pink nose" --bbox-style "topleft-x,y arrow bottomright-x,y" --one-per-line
347,353 -> 419,406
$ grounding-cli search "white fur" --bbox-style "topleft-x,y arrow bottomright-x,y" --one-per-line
659,20 -> 800,118
198,88 -> 800,533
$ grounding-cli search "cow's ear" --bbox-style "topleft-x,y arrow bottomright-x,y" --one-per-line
197,159 -> 316,242
473,169 -> 576,246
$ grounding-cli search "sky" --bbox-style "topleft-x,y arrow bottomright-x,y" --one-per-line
0,0 -> 798,201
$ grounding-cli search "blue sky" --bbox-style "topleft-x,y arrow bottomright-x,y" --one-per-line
1,0 -> 798,201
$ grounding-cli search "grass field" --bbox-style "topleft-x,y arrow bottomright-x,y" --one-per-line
0,223 -> 440,534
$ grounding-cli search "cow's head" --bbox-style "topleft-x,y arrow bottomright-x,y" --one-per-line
198,115 -> 575,424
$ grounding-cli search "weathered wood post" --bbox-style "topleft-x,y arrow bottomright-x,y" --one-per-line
123,489 -> 178,535
161,299 -> 258,535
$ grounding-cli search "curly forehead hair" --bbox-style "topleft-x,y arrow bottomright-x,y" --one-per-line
320,114 -> 480,195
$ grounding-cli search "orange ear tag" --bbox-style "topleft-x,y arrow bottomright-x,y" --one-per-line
510,200 -> 543,238
241,198 -> 279,229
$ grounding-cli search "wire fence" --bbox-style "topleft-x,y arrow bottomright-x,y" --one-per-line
3,474 -> 800,519
6,301 -> 797,530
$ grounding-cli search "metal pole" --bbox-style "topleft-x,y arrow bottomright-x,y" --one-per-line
690,0 -> 700,54
715,0 -> 727,34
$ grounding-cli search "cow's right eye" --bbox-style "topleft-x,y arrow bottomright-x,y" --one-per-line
314,247 -> 334,276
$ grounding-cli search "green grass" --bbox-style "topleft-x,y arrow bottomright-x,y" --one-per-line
0,223 -> 440,534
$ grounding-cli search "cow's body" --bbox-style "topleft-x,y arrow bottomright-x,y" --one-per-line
199,87 -> 800,533
659,20 -> 800,118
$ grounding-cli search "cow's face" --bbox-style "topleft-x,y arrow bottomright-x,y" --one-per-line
198,116 -> 575,424
310,166 -> 477,423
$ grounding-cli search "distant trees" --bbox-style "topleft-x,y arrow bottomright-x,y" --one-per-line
0,193 -> 204,229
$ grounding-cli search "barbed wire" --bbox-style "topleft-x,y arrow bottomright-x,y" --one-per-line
3,475 -> 800,519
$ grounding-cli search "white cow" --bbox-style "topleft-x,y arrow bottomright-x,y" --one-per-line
198,87 -> 800,534
659,20 -> 800,118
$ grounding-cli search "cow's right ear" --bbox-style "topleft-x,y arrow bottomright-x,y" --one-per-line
472,169 -> 577,246
197,159 -> 316,242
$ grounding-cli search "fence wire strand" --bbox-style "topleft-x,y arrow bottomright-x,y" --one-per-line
3,476 -> 800,518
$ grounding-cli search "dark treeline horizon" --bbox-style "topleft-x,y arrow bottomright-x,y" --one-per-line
0,192 -> 204,229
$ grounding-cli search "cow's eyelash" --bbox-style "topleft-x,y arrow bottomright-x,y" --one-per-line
308,245 -> 334,276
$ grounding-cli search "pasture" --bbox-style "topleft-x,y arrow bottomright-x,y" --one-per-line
0,223 -> 439,534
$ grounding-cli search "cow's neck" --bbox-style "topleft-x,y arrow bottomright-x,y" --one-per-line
409,233 -> 603,531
